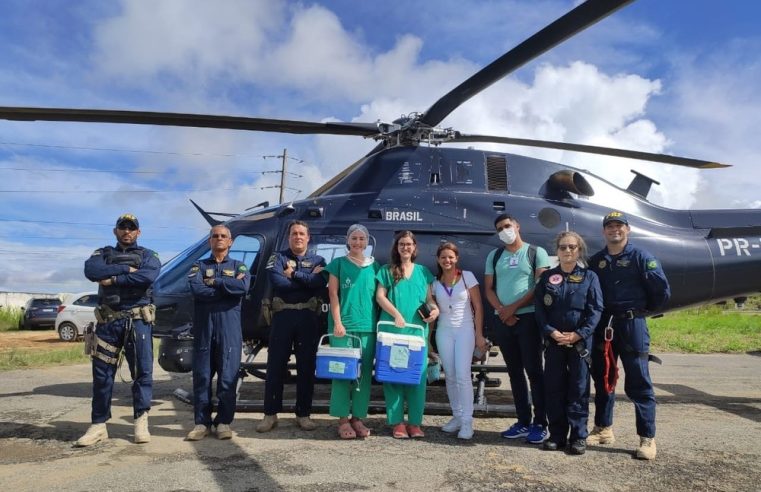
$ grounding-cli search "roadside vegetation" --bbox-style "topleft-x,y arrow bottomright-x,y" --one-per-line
0,306 -> 22,331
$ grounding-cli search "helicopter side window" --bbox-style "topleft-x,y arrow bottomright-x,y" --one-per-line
307,234 -> 376,263
227,235 -> 262,271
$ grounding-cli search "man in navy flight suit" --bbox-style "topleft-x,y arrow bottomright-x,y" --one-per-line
186,225 -> 251,441
257,220 -> 326,432
588,211 -> 670,460
77,213 -> 161,447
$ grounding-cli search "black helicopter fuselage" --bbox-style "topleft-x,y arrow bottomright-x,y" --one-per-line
152,145 -> 761,357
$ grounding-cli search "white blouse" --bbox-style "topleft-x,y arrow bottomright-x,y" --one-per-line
432,270 -> 478,331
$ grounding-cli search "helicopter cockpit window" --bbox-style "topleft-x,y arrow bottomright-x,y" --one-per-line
305,234 -> 376,263
153,234 -> 262,295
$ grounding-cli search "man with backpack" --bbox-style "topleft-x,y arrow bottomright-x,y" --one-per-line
484,213 -> 551,445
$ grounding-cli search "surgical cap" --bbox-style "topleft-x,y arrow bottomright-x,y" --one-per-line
346,223 -> 369,241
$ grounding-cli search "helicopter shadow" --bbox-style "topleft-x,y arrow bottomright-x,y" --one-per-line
653,383 -> 761,423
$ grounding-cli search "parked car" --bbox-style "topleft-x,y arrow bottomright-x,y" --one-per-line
55,292 -> 98,342
19,297 -> 62,330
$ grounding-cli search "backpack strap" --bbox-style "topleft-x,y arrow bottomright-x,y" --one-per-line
490,244 -> 538,290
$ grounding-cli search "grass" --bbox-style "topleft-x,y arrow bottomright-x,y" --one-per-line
0,307 -> 22,332
0,345 -> 89,371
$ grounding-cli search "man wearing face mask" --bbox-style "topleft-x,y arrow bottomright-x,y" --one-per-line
484,213 -> 551,445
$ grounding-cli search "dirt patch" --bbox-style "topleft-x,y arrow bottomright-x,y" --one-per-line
0,330 -> 72,352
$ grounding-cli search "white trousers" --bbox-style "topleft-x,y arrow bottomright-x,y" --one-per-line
436,325 -> 475,423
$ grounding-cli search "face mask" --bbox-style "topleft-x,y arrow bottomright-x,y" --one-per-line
498,228 -> 516,245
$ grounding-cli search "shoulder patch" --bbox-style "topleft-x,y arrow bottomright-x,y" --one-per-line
91,249 -> 102,257
237,264 -> 248,272
265,254 -> 277,269
188,265 -> 200,277
153,252 -> 160,258
646,259 -> 658,270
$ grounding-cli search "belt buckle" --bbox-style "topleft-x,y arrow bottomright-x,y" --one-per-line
625,310 -> 635,319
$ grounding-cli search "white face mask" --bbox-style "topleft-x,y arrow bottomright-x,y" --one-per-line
498,228 -> 516,245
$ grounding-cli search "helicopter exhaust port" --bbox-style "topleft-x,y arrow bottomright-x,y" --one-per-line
547,170 -> 595,197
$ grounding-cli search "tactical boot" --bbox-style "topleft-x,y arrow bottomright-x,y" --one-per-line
186,424 -> 210,441
296,416 -> 317,431
76,423 -> 108,447
587,425 -> 615,444
216,424 -> 233,440
570,439 -> 587,455
256,414 -> 278,433
134,412 -> 150,444
636,437 -> 657,460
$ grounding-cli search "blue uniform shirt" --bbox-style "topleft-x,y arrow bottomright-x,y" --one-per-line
589,242 -> 670,314
84,243 -> 161,309
534,265 -> 603,340
266,249 -> 326,304
188,256 -> 251,311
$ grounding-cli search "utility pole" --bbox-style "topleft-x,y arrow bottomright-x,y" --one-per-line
279,148 -> 287,205
262,149 -> 303,204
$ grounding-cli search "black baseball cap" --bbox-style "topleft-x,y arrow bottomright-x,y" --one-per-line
116,213 -> 139,229
602,211 -> 628,226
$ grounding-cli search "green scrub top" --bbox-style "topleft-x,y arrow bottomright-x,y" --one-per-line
325,256 -> 381,333
376,263 -> 434,329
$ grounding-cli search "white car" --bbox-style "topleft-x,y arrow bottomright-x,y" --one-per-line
55,292 -> 98,342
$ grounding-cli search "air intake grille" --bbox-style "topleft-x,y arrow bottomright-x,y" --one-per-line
486,155 -> 508,191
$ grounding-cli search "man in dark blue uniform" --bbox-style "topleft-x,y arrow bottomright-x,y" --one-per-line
256,220 -> 326,432
588,211 -> 670,460
77,213 -> 161,447
186,225 -> 251,441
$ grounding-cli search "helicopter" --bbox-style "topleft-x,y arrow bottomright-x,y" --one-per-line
1,0 -> 760,413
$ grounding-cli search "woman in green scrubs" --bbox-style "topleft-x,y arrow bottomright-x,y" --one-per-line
326,224 -> 380,439
375,230 -> 439,439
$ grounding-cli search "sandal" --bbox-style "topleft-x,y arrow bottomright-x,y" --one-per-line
350,418 -> 371,438
392,423 -> 409,439
338,420 -> 356,440
407,425 -> 425,439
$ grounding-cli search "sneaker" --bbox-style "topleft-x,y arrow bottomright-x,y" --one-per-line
570,439 -> 587,455
526,424 -> 549,444
296,416 -> 317,431
457,421 -> 474,440
500,422 -> 530,439
215,424 -> 233,440
134,412 -> 150,444
186,424 -> 210,441
256,414 -> 278,433
587,425 -> 615,445
636,437 -> 657,460
441,417 -> 461,433
76,423 -> 108,447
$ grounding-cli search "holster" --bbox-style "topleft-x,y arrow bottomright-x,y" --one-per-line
95,304 -> 155,324
83,323 -> 97,357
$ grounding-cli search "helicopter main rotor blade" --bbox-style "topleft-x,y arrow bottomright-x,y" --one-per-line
419,0 -> 634,128
450,134 -> 729,169
0,107 -> 379,137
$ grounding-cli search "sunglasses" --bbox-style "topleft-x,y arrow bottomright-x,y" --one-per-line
558,244 -> 578,251
211,234 -> 230,239
117,225 -> 138,231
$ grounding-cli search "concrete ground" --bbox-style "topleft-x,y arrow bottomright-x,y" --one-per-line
1,353 -> 760,491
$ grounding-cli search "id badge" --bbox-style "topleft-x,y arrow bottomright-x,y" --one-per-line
508,255 -> 519,268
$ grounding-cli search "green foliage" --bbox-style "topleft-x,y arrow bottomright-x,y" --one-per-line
0,307 -> 22,332
650,309 -> 761,353
0,346 -> 89,371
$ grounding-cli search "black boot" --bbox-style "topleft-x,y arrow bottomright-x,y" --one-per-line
543,440 -> 565,451
570,439 -> 586,455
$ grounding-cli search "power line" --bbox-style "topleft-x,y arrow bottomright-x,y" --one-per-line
0,166 -> 303,177
0,140 -> 246,158
0,184 -> 302,194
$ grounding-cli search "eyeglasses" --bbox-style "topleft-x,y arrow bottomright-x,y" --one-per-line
558,244 -> 578,251
398,242 -> 415,248
211,234 -> 230,239
117,225 -> 138,231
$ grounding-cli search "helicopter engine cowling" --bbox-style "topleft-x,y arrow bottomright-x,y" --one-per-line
547,170 -> 595,197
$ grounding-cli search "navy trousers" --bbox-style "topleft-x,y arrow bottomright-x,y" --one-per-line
91,318 -> 153,423
591,317 -> 656,437
263,309 -> 319,417
544,341 -> 591,442
496,313 -> 547,427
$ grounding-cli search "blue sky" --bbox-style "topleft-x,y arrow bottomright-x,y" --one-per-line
1,0 -> 760,294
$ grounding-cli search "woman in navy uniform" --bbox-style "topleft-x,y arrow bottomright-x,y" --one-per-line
534,231 -> 603,455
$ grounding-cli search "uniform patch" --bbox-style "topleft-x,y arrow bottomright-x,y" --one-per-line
205,268 -> 214,278
287,260 -> 297,269
568,274 -> 583,283
598,260 -> 607,269
153,252 -> 160,258
91,249 -> 102,257
646,259 -> 658,270
549,274 -> 563,285
544,294 -> 553,306
222,269 -> 234,276
616,259 -> 631,267
188,265 -> 200,277
237,265 -> 247,272
265,254 -> 277,269
302,261 -> 313,268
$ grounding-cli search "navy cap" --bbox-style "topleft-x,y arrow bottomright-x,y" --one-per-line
602,211 -> 628,226
116,213 -> 139,229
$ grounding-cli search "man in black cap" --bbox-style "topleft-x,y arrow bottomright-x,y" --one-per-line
588,210 -> 670,460
77,213 -> 161,447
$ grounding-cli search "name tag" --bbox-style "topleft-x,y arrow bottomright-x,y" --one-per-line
508,256 -> 519,268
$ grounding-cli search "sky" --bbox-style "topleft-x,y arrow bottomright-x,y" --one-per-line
1,0 -> 760,294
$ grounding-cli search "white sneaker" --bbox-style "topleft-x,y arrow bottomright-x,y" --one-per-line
457,421 -> 474,440
215,424 -> 233,440
76,423 -> 108,447
441,417 -> 462,433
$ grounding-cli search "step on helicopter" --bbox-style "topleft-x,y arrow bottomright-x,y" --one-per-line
1,0 -> 760,415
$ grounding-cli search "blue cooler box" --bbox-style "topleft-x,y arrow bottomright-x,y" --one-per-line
374,322 -> 426,385
315,335 -> 362,380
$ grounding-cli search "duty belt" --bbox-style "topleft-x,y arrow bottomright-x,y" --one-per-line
271,296 -> 320,313
95,304 -> 155,324
610,309 -> 646,320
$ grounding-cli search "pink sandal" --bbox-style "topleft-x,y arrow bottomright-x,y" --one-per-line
338,420 -> 356,439
350,418 -> 371,438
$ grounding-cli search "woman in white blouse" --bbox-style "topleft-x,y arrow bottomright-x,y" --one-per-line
432,242 -> 486,439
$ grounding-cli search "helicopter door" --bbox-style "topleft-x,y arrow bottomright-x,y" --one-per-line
227,234 -> 263,337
